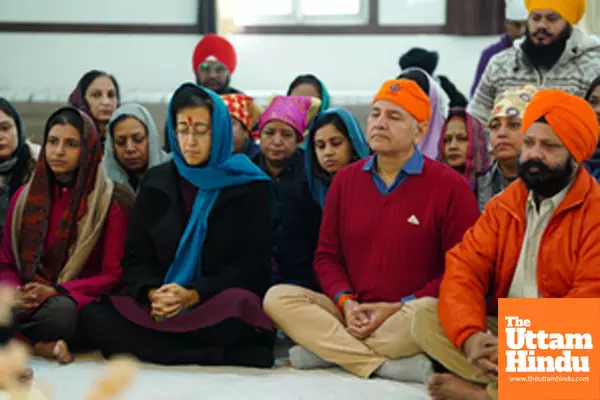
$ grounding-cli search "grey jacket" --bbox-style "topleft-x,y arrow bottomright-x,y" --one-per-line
475,162 -> 518,211
468,27 -> 600,124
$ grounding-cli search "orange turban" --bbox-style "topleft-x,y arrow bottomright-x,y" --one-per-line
525,0 -> 586,25
522,89 -> 599,163
372,79 -> 431,123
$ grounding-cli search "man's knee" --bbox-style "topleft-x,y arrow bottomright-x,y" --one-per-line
263,284 -> 306,319
410,300 -> 439,345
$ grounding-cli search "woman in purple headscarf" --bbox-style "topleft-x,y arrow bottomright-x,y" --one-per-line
397,67 -> 449,160
438,108 -> 490,189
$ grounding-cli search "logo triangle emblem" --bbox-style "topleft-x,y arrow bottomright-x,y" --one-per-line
407,215 -> 420,226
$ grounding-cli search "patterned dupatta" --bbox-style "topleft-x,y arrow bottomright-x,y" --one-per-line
14,107 -> 107,284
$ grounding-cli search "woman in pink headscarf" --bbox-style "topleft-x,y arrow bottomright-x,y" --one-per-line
438,108 -> 490,189
252,95 -> 321,282
252,95 -> 321,177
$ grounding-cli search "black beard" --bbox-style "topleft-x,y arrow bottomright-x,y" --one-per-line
521,24 -> 572,69
518,157 -> 574,198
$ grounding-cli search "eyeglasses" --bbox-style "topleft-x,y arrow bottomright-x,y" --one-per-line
176,122 -> 211,139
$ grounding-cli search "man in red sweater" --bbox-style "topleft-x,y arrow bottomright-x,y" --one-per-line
264,79 -> 480,381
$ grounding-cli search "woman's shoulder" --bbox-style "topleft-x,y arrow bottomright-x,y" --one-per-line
143,161 -> 176,186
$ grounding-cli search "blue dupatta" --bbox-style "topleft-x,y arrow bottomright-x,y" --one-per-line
163,83 -> 270,286
304,108 -> 370,209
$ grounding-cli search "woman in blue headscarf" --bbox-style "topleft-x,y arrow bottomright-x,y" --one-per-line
266,108 -> 369,292
287,74 -> 330,113
81,83 -> 275,368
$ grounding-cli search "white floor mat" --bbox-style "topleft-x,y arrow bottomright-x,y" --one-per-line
2,358 -> 429,400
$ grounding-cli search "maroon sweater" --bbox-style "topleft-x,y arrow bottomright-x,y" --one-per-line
314,157 -> 480,303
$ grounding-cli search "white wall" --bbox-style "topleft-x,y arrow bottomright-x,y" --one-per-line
0,0 -> 497,104
0,0 -> 198,24
0,33 -> 497,105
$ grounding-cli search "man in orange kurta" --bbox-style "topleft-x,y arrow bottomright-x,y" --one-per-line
411,89 -> 600,400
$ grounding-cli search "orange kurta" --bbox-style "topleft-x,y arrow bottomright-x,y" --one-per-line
439,167 -> 600,349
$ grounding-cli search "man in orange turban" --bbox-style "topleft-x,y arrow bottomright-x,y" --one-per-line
468,0 -> 600,125
261,78 -> 479,383
519,89 -> 599,196
412,89 -> 600,400
521,89 -> 598,168
525,0 -> 586,26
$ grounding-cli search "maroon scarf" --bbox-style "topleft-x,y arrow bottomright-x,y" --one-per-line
18,107 -> 103,283
439,107 -> 490,188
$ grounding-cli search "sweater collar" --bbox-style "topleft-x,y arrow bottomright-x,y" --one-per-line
362,148 -> 424,175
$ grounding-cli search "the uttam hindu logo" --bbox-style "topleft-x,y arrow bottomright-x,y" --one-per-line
504,316 -> 592,373
498,299 -> 600,400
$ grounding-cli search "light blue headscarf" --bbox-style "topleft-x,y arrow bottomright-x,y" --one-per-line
104,103 -> 170,190
164,82 -> 270,286
305,108 -> 370,209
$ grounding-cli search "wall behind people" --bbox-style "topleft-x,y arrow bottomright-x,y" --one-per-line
0,33 -> 496,104
2,0 -> 596,104
3,0 -> 595,145
0,0 -> 501,103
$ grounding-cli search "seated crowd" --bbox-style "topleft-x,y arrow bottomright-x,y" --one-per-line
2,1 -> 600,399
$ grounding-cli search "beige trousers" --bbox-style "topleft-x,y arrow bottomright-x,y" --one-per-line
263,284 -> 436,378
411,301 -> 498,400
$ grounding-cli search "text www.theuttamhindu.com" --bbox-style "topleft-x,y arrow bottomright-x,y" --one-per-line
509,376 -> 590,383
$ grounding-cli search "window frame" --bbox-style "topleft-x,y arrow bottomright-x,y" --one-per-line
230,0 -> 370,27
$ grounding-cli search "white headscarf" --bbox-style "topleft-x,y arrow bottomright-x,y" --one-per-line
505,0 -> 528,21
103,103 -> 170,189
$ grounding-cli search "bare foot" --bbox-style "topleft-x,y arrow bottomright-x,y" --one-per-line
33,340 -> 74,364
427,373 -> 491,400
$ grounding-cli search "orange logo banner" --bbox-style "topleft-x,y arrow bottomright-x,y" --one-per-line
499,298 -> 600,400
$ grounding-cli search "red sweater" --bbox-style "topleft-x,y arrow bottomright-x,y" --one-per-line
0,185 -> 129,309
314,157 -> 480,303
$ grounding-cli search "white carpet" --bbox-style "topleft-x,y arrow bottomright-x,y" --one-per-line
3,358 -> 429,400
